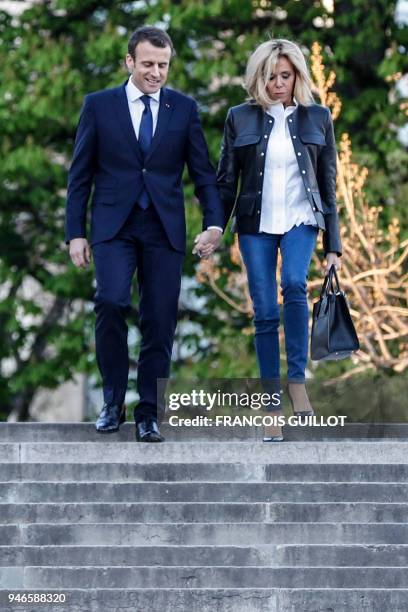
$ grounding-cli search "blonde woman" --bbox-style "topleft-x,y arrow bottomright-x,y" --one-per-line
217,39 -> 342,441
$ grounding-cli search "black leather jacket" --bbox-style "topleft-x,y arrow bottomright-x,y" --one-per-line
217,102 -> 342,255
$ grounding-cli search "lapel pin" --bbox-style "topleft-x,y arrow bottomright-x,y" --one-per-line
165,103 -> 170,108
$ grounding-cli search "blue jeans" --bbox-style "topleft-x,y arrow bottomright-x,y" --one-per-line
239,224 -> 318,383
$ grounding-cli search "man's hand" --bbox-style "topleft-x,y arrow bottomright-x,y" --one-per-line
69,238 -> 92,269
324,252 -> 341,275
192,228 -> 222,258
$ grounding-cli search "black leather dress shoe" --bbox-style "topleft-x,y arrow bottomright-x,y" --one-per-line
95,403 -> 126,433
135,418 -> 165,443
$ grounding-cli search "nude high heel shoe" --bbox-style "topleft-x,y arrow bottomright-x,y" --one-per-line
262,381 -> 284,441
286,383 -> 315,421
263,420 -> 284,442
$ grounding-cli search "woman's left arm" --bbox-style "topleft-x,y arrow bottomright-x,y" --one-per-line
316,109 -> 342,273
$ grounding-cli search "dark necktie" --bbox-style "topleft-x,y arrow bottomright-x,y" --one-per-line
138,94 -> 153,209
139,95 -> 153,154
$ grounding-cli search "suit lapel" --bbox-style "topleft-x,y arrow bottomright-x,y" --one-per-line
112,82 -> 143,163
145,88 -> 174,161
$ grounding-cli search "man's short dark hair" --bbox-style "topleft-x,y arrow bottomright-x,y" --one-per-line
128,26 -> 174,60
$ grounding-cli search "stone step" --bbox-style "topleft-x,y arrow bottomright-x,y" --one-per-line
1,588 -> 408,612
5,523 -> 408,546
4,441 -> 408,464
3,462 -> 408,482
3,544 -> 408,567
2,481 -> 408,503
1,422 -> 407,441
2,502 -> 408,524
4,565 -> 408,589
2,422 -> 407,611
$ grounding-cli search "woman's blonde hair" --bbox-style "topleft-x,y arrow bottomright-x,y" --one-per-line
244,39 -> 315,108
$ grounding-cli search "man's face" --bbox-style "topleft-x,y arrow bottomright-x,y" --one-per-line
125,40 -> 171,94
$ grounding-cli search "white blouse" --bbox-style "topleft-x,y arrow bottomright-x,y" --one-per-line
259,101 -> 317,234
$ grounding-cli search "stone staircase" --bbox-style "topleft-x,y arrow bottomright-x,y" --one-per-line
1,422 -> 408,611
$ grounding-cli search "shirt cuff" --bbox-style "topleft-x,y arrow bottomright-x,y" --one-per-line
206,226 -> 223,233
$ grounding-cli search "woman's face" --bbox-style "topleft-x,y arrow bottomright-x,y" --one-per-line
266,56 -> 296,106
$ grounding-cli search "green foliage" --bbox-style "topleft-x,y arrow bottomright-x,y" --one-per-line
0,0 -> 406,419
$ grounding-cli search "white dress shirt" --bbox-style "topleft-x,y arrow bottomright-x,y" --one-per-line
259,101 -> 317,234
125,78 -> 161,137
125,78 -> 222,235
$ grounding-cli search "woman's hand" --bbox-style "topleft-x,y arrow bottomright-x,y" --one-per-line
324,252 -> 341,275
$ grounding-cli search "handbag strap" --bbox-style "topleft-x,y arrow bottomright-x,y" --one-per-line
320,265 -> 342,298
319,273 -> 331,299
329,264 -> 342,293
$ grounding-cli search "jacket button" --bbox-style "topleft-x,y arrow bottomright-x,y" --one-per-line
292,135 -> 296,139
313,206 -> 317,211
297,152 -> 301,156
289,119 -> 293,122
307,187 -> 311,192
258,190 -> 261,194
142,168 -> 147,173
269,119 -> 273,124
260,171 -> 263,176
302,170 -> 306,174
261,152 -> 265,156
264,134 -> 268,138
257,210 -> 260,214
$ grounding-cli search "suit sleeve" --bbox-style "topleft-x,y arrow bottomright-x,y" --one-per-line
216,108 -> 239,228
185,100 -> 225,231
316,108 -> 342,256
65,95 -> 97,243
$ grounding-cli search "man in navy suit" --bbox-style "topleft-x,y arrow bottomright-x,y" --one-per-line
65,26 -> 223,442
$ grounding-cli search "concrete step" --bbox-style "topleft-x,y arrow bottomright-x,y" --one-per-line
6,522 -> 408,546
3,544 -> 408,567
2,588 -> 408,612
3,481 -> 408,503
2,502 -> 408,524
2,423 -> 408,611
5,441 -> 408,464
4,564 -> 408,589
1,422 -> 407,441
0,462 -> 266,482
3,462 -> 408,482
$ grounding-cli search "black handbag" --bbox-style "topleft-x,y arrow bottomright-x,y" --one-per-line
310,265 -> 360,361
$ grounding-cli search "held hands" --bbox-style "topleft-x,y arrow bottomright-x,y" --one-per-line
192,228 -> 222,258
69,238 -> 92,269
324,252 -> 341,275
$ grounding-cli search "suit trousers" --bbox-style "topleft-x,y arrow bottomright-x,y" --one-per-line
92,204 -> 184,423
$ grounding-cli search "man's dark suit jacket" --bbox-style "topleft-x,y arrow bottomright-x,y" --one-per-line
65,82 -> 224,252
